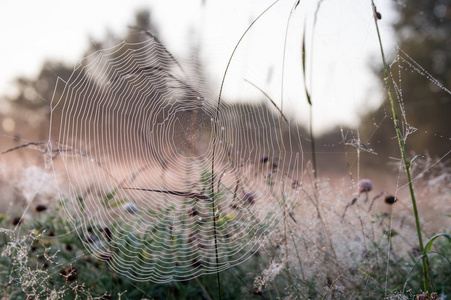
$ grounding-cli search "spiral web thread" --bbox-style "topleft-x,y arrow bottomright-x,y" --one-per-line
48,34 -> 303,282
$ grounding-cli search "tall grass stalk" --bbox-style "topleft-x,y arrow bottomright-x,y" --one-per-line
280,0 -> 301,281
211,1 -> 280,298
370,0 -> 429,291
302,33 -> 317,185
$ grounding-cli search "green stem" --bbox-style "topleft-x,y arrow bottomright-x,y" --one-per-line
210,3 -> 280,298
211,195 -> 221,300
309,106 -> 318,183
370,0 -> 428,291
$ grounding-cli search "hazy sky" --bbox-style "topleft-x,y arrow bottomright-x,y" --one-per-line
0,0 -> 398,133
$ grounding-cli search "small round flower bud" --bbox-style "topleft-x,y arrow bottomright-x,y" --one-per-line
384,195 -> 397,205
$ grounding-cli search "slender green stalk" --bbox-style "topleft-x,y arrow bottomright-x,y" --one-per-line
370,0 -> 428,291
280,1 -> 299,281
210,2 -> 280,298
212,197 -> 221,300
308,106 -> 317,181
302,25 -> 318,184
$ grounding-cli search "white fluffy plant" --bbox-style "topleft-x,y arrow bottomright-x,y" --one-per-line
0,228 -> 84,299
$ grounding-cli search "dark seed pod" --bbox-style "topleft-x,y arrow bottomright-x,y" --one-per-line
252,287 -> 263,295
11,217 -> 22,226
230,203 -> 240,210
35,204 -> 47,212
384,195 -> 397,205
60,266 -> 77,281
85,235 -> 98,244
101,227 -> 112,242
376,12 -> 382,20
99,252 -> 113,261
243,192 -> 255,205
191,258 -> 203,269
188,207 -> 198,217
260,156 -> 269,164
416,293 -> 429,300
326,277 -> 332,288
100,292 -> 112,300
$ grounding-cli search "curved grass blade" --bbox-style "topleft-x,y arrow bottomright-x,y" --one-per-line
402,251 -> 451,296
244,79 -> 289,124
423,233 -> 451,254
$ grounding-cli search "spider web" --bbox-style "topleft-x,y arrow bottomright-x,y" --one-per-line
2,0 -> 450,293
47,32 -> 302,282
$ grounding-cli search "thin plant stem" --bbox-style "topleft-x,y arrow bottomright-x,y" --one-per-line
210,2 -> 281,298
370,0 -> 428,291
309,106 -> 317,183
280,0 -> 300,282
302,23 -> 318,185
384,205 -> 394,298
286,220 -> 305,281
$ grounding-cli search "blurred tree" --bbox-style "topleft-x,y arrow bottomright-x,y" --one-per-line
7,10 -> 169,141
5,9 -> 215,164
361,0 -> 451,162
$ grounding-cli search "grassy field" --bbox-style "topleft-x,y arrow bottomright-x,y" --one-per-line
1,1 -> 451,299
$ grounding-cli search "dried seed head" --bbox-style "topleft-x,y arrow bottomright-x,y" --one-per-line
84,235 -> 98,244
243,192 -> 255,205
358,179 -> 373,193
189,207 -> 198,217
101,227 -> 112,242
384,195 -> 397,205
191,258 -> 203,269
188,232 -> 198,244
35,204 -> 47,212
100,292 -> 112,300
60,266 -> 77,281
98,252 -> 113,261
11,217 -> 22,226
416,293 -> 429,300
230,203 -> 240,210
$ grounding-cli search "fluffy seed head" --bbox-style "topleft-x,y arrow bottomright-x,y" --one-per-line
358,179 -> 373,193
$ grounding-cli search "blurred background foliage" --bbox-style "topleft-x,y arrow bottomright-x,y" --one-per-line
1,0 -> 451,176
